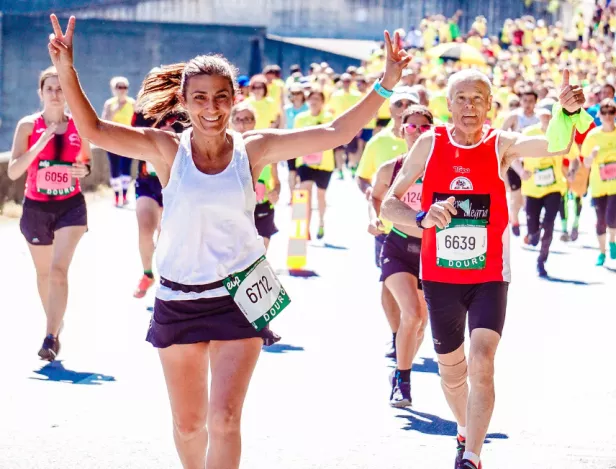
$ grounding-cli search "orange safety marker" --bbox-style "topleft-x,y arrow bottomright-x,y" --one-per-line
287,189 -> 309,270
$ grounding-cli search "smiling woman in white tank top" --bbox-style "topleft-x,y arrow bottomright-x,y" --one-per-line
48,14 -> 410,469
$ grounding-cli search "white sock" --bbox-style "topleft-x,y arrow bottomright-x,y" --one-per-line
457,425 -> 467,438
121,175 -> 132,192
463,451 -> 480,467
110,177 -> 122,194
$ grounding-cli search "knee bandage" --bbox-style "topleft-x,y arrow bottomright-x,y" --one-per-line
439,358 -> 469,398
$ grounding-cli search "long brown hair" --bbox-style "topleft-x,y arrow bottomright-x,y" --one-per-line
137,55 -> 239,124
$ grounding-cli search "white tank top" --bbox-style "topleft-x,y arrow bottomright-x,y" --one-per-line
156,129 -> 265,301
515,110 -> 540,130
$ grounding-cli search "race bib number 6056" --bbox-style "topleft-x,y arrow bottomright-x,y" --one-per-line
224,257 -> 291,331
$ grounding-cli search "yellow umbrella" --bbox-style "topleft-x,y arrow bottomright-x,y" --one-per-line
426,42 -> 487,66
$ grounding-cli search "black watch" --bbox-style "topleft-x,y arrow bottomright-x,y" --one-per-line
416,211 -> 428,229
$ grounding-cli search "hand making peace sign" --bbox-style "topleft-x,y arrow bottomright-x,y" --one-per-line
381,30 -> 413,89
48,14 -> 76,69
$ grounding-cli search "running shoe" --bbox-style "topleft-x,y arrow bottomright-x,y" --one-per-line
527,232 -> 540,247
316,226 -> 325,240
455,434 -> 466,468
134,274 -> 155,299
390,381 -> 412,407
610,242 -> 616,260
511,224 -> 520,237
560,232 -> 570,242
537,260 -> 548,278
38,334 -> 60,361
570,226 -> 579,241
597,253 -> 606,266
458,459 -> 482,469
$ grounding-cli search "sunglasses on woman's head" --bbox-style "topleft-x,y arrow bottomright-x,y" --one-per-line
404,123 -> 432,133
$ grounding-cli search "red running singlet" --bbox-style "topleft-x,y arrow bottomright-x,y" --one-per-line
25,114 -> 83,202
420,126 -> 510,284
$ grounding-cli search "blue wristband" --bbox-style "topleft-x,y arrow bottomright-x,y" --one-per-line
373,81 -> 393,99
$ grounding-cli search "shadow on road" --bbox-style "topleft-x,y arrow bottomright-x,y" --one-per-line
541,276 -> 601,285
276,269 -> 320,278
315,243 -> 349,251
521,246 -> 568,255
397,409 -> 508,442
30,361 -> 116,385
262,343 -> 305,353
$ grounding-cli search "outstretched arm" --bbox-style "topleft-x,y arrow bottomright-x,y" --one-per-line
500,129 -> 575,167
48,15 -> 173,168
381,133 -> 432,227
245,31 -> 411,171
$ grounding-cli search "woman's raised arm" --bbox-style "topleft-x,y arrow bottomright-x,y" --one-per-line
48,15 -> 172,164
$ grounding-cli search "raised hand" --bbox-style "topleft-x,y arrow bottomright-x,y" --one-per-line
48,14 -> 76,69
69,163 -> 90,179
422,196 -> 458,230
559,69 -> 585,114
34,123 -> 58,152
381,30 -> 412,90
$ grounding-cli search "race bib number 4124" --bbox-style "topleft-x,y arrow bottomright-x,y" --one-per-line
224,257 -> 291,331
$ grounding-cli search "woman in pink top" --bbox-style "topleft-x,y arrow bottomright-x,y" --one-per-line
7,66 -> 91,361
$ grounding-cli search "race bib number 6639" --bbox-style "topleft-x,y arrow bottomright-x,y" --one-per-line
224,257 -> 291,331
436,219 -> 488,269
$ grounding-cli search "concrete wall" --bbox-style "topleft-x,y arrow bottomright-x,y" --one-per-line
264,38 -> 360,77
72,0 -> 557,40
0,14 -> 266,151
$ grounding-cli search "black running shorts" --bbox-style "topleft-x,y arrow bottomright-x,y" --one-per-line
422,281 -> 509,355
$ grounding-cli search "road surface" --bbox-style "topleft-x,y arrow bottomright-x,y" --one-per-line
1,168 -> 615,469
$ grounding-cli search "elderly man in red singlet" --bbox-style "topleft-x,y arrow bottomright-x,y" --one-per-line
381,69 -> 585,469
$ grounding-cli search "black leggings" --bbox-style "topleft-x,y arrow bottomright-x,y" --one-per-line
592,195 -> 616,235
526,192 -> 561,262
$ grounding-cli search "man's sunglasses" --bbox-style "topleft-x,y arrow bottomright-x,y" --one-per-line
600,107 -> 616,115
404,123 -> 432,133
116,85 -> 128,90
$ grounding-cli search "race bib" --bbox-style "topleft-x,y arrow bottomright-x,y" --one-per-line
224,256 -> 291,331
436,219 -> 488,269
255,182 -> 267,203
534,166 -> 556,187
36,161 -> 75,196
303,152 -> 323,166
599,162 -> 616,182
145,161 -> 157,177
402,183 -> 422,211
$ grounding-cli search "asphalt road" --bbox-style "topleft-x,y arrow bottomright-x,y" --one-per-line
1,166 -> 615,469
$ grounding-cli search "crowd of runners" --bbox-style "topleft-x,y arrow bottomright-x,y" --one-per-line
4,6 -> 613,469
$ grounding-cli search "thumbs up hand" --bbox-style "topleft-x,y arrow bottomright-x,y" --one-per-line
559,69 -> 585,114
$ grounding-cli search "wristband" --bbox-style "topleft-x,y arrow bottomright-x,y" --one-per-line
416,211 -> 428,230
373,81 -> 394,99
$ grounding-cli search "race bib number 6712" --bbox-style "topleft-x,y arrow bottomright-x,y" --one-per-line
224,257 -> 291,331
